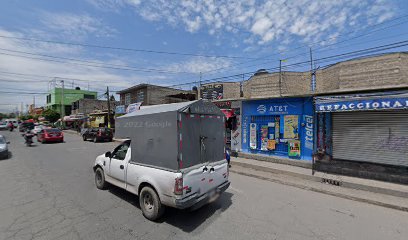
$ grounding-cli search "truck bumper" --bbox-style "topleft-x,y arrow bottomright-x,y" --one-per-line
174,181 -> 230,210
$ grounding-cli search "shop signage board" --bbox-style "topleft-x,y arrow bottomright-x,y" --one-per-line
126,102 -> 142,113
115,105 -> 126,114
200,84 -> 223,100
315,92 -> 408,112
304,115 -> 314,150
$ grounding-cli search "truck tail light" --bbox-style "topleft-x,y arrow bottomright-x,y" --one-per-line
174,177 -> 183,195
98,130 -> 102,136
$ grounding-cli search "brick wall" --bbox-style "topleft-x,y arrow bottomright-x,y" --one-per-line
238,53 -> 408,99
72,99 -> 119,115
146,86 -> 194,105
243,72 -> 310,98
315,52 -> 408,93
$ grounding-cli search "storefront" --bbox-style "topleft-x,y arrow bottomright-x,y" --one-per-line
241,97 -> 314,161
213,100 -> 239,152
315,91 -> 408,168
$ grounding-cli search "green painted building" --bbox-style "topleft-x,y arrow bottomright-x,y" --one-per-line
46,88 -> 97,117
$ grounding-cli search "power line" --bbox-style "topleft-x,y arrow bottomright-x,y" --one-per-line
167,40 -> 408,88
0,49 -> 193,74
0,35 -> 264,60
0,91 -> 48,95
202,14 -> 408,74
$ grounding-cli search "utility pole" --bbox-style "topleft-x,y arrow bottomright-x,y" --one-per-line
279,60 -> 282,97
310,47 -> 315,92
106,86 -> 111,128
60,80 -> 65,122
198,72 -> 202,99
33,96 -> 35,109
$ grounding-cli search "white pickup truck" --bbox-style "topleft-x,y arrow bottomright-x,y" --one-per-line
93,100 -> 230,221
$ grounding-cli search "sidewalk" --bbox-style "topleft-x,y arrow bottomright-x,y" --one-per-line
231,157 -> 408,211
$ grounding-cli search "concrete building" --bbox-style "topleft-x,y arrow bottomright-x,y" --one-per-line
204,52 -> 408,184
117,84 -> 196,107
71,99 -> 120,116
46,87 -> 97,117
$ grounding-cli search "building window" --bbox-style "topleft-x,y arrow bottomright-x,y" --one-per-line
125,93 -> 131,105
46,94 -> 51,103
136,90 -> 144,102
84,94 -> 95,99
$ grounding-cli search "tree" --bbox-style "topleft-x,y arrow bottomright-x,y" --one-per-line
42,109 -> 60,123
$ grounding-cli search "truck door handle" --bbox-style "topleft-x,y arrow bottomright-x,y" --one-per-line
120,165 -> 124,170
209,167 -> 215,173
203,166 -> 208,172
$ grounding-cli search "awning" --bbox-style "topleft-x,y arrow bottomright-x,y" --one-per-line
315,91 -> 408,112
221,109 -> 235,119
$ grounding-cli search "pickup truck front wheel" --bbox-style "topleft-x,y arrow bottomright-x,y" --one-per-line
139,187 -> 164,221
95,167 -> 107,190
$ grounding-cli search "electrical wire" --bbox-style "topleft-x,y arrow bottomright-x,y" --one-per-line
0,35 -> 265,60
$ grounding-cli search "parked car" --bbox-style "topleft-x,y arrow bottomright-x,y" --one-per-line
82,128 -> 113,142
0,121 -> 8,130
93,100 -> 230,221
37,128 -> 64,143
19,122 -> 34,132
0,135 -> 10,159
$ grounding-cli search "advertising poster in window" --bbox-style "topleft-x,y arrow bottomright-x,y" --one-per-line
284,115 -> 299,139
288,140 -> 301,157
275,117 -> 280,141
260,125 -> 268,151
249,123 -> 257,149
267,139 -> 276,150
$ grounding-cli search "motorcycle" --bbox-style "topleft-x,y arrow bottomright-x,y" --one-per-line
24,132 -> 34,147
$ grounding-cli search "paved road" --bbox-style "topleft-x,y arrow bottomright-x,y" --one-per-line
0,131 -> 408,240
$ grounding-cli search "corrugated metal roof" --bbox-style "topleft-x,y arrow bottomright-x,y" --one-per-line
118,100 -> 199,118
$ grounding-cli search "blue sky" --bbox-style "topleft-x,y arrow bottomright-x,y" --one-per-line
0,0 -> 407,112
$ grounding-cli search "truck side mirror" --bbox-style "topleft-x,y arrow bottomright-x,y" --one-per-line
105,151 -> 112,158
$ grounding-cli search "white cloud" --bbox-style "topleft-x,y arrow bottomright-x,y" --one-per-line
166,57 -> 232,74
40,12 -> 116,41
0,29 -> 135,112
89,0 -> 397,47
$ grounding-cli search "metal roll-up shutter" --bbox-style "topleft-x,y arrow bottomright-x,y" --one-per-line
332,110 -> 408,167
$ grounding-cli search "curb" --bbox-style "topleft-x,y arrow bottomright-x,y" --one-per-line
230,169 -> 408,213
238,152 -> 312,169
232,160 -> 408,199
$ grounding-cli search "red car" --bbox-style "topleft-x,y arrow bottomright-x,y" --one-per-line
37,128 -> 64,143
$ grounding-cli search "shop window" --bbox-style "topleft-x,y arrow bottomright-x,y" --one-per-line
124,93 -> 131,105
136,90 -> 144,102
249,115 -> 301,158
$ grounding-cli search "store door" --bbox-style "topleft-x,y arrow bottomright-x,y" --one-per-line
332,111 -> 408,166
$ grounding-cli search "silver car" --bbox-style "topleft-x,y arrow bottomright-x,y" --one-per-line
0,135 -> 10,159
0,121 -> 8,130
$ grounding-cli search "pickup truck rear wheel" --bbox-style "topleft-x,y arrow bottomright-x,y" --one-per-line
139,187 -> 164,221
95,167 -> 107,190
82,135 -> 87,141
